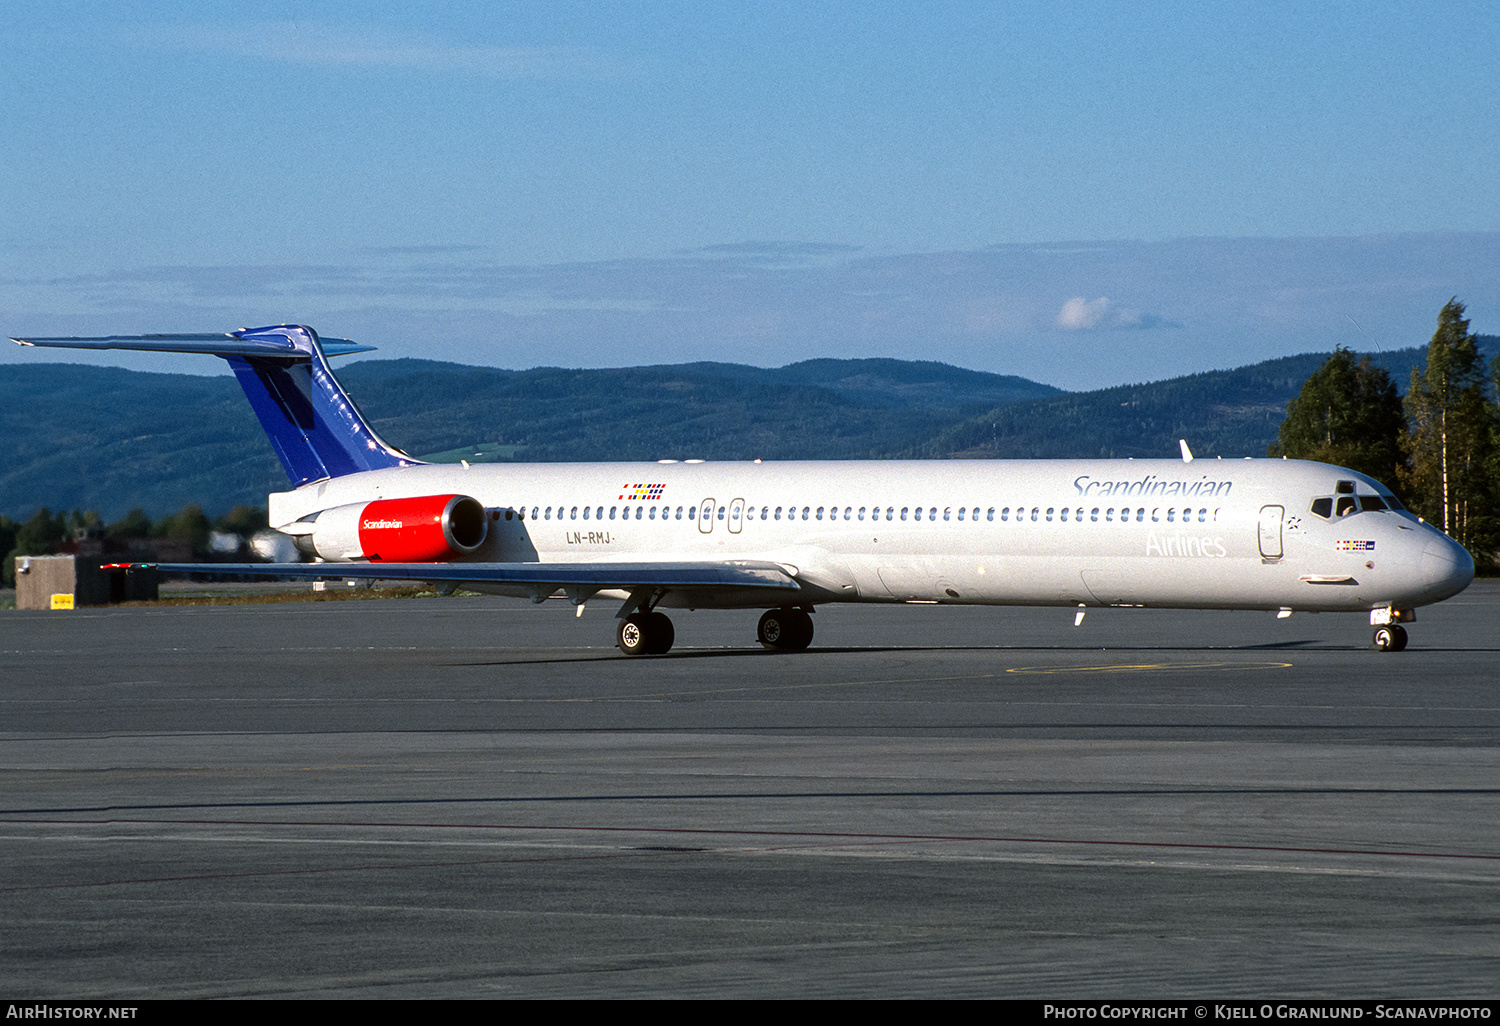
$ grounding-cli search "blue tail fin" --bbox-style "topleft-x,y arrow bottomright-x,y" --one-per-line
12,324 -> 422,486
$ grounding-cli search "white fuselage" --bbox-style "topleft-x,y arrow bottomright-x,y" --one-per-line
268,457 -> 1473,615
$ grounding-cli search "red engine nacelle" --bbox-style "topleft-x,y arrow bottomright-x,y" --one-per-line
296,494 -> 488,562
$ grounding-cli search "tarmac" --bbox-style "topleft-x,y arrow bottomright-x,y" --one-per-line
2,583 -> 1497,998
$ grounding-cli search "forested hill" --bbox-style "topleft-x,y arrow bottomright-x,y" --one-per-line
0,357 -> 1059,519
2,339 -> 1495,520
902,339 -> 1500,461
337,357 -> 1060,464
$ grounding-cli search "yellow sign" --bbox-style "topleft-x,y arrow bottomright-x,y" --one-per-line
49,593 -> 74,610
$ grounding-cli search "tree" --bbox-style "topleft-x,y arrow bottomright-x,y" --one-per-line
215,505 -> 268,537
108,508 -> 153,538
1403,299 -> 1496,554
154,504 -> 213,555
3,508 -> 67,587
1269,346 -> 1406,487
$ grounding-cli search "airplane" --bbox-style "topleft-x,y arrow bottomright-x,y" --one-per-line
12,324 -> 1474,654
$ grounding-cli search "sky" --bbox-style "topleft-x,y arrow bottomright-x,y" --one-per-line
2,1 -> 1497,390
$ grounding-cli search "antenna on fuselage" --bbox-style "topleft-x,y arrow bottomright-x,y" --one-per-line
1179,439 -> 1194,463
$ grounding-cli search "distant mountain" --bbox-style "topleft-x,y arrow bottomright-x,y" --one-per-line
2,340 -> 1493,520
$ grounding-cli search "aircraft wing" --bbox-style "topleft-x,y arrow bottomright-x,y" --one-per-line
139,559 -> 803,604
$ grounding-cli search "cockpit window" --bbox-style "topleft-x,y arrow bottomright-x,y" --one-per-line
1358,495 -> 1388,512
1335,480 -> 1355,494
1310,497 -> 1333,519
1382,493 -> 1405,511
1335,496 -> 1358,517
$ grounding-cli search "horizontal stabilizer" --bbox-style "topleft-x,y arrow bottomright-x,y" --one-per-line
12,324 -> 412,486
11,333 -> 375,358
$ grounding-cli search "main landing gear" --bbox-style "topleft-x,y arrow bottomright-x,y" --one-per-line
614,605 -> 817,657
616,611 -> 675,656
757,607 -> 814,651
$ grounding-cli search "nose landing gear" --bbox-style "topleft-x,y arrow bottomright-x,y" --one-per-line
1372,624 -> 1408,652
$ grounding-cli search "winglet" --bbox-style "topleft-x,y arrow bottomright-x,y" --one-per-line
1179,439 -> 1194,463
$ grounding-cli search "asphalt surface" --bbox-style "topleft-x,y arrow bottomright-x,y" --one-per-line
2,584 -> 1497,998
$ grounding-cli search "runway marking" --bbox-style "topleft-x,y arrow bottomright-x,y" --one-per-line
1006,661 -> 1293,675
1,815 -> 1496,896
5,784 -> 1500,816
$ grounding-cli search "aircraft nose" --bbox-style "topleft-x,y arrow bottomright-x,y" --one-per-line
1420,535 -> 1474,601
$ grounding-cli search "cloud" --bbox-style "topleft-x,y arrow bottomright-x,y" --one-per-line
124,22 -> 621,79
1055,296 -> 1173,331
7,233 -> 1497,392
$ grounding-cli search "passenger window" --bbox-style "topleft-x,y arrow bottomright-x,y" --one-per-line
1031,507 -> 1039,522
1091,508 -> 1099,522
1046,507 -> 1054,522
987,508 -> 995,521
1060,508 -> 1069,522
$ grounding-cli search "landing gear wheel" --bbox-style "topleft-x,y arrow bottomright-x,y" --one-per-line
644,611 -> 675,654
617,611 -> 675,656
1372,624 -> 1408,652
617,614 -> 648,656
757,608 -> 813,651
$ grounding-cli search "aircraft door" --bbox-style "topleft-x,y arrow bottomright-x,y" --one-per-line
728,498 -> 745,534
698,498 -> 716,534
1258,504 -> 1284,560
